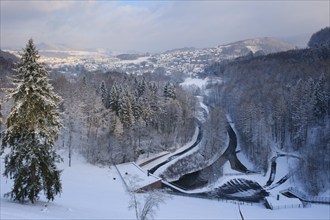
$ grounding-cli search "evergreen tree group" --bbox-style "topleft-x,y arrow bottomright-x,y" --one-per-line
0,39 -> 63,203
163,82 -> 176,100
69,73 -> 197,163
206,37 -> 330,194
101,78 -> 180,134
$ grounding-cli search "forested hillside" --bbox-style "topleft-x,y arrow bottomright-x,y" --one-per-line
205,34 -> 330,195
50,71 -> 197,165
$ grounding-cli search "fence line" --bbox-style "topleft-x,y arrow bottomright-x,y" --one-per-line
270,203 -> 305,210
165,190 -> 256,207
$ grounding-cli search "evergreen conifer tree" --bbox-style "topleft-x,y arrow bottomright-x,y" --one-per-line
109,84 -> 121,115
0,39 -> 63,203
137,78 -> 146,97
119,91 -> 135,128
164,82 -> 176,100
314,73 -> 328,119
100,81 -> 109,108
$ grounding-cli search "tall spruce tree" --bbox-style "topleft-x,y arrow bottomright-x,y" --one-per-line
0,39 -> 63,203
119,91 -> 135,128
164,82 -> 176,100
99,81 -> 109,108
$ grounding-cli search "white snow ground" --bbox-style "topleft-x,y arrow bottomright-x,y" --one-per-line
1,152 -> 330,220
180,77 -> 209,89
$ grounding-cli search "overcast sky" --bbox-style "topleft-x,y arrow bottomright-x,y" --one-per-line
1,0 -> 329,53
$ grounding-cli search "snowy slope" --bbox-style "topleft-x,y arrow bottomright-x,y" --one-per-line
1,152 -> 329,220
1,153 -> 135,219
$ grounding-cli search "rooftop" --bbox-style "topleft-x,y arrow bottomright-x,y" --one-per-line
116,162 -> 161,192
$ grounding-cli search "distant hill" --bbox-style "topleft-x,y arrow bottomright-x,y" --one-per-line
36,42 -> 74,51
308,27 -> 330,48
164,47 -> 197,54
159,37 -> 294,59
217,37 -> 296,58
2,37 -> 296,75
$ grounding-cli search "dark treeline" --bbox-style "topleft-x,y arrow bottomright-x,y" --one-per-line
50,71 -> 197,165
205,39 -> 330,195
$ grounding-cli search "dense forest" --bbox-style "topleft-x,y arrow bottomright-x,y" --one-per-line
49,71 -> 197,165
204,28 -> 330,195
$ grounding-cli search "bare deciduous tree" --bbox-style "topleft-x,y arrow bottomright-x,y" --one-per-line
127,175 -> 170,220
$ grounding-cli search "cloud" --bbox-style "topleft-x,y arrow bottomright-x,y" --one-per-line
1,1 -> 329,52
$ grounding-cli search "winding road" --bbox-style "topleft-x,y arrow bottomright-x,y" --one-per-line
148,120 -> 203,174
152,120 -> 302,203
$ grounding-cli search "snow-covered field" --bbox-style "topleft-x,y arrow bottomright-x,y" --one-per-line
1,152 -> 329,220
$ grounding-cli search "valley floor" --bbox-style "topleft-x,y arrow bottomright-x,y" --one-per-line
1,152 -> 329,220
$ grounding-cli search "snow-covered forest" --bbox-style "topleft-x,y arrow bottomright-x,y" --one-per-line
0,27 -> 329,219
49,70 -> 197,165
204,27 -> 330,195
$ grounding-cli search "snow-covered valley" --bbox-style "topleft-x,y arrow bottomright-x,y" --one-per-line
1,76 -> 329,219
1,28 -> 329,220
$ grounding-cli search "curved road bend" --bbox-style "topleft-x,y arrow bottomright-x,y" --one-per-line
170,122 -> 251,189
149,120 -> 203,174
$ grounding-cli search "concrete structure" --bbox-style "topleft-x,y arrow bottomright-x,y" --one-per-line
116,162 -> 162,192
